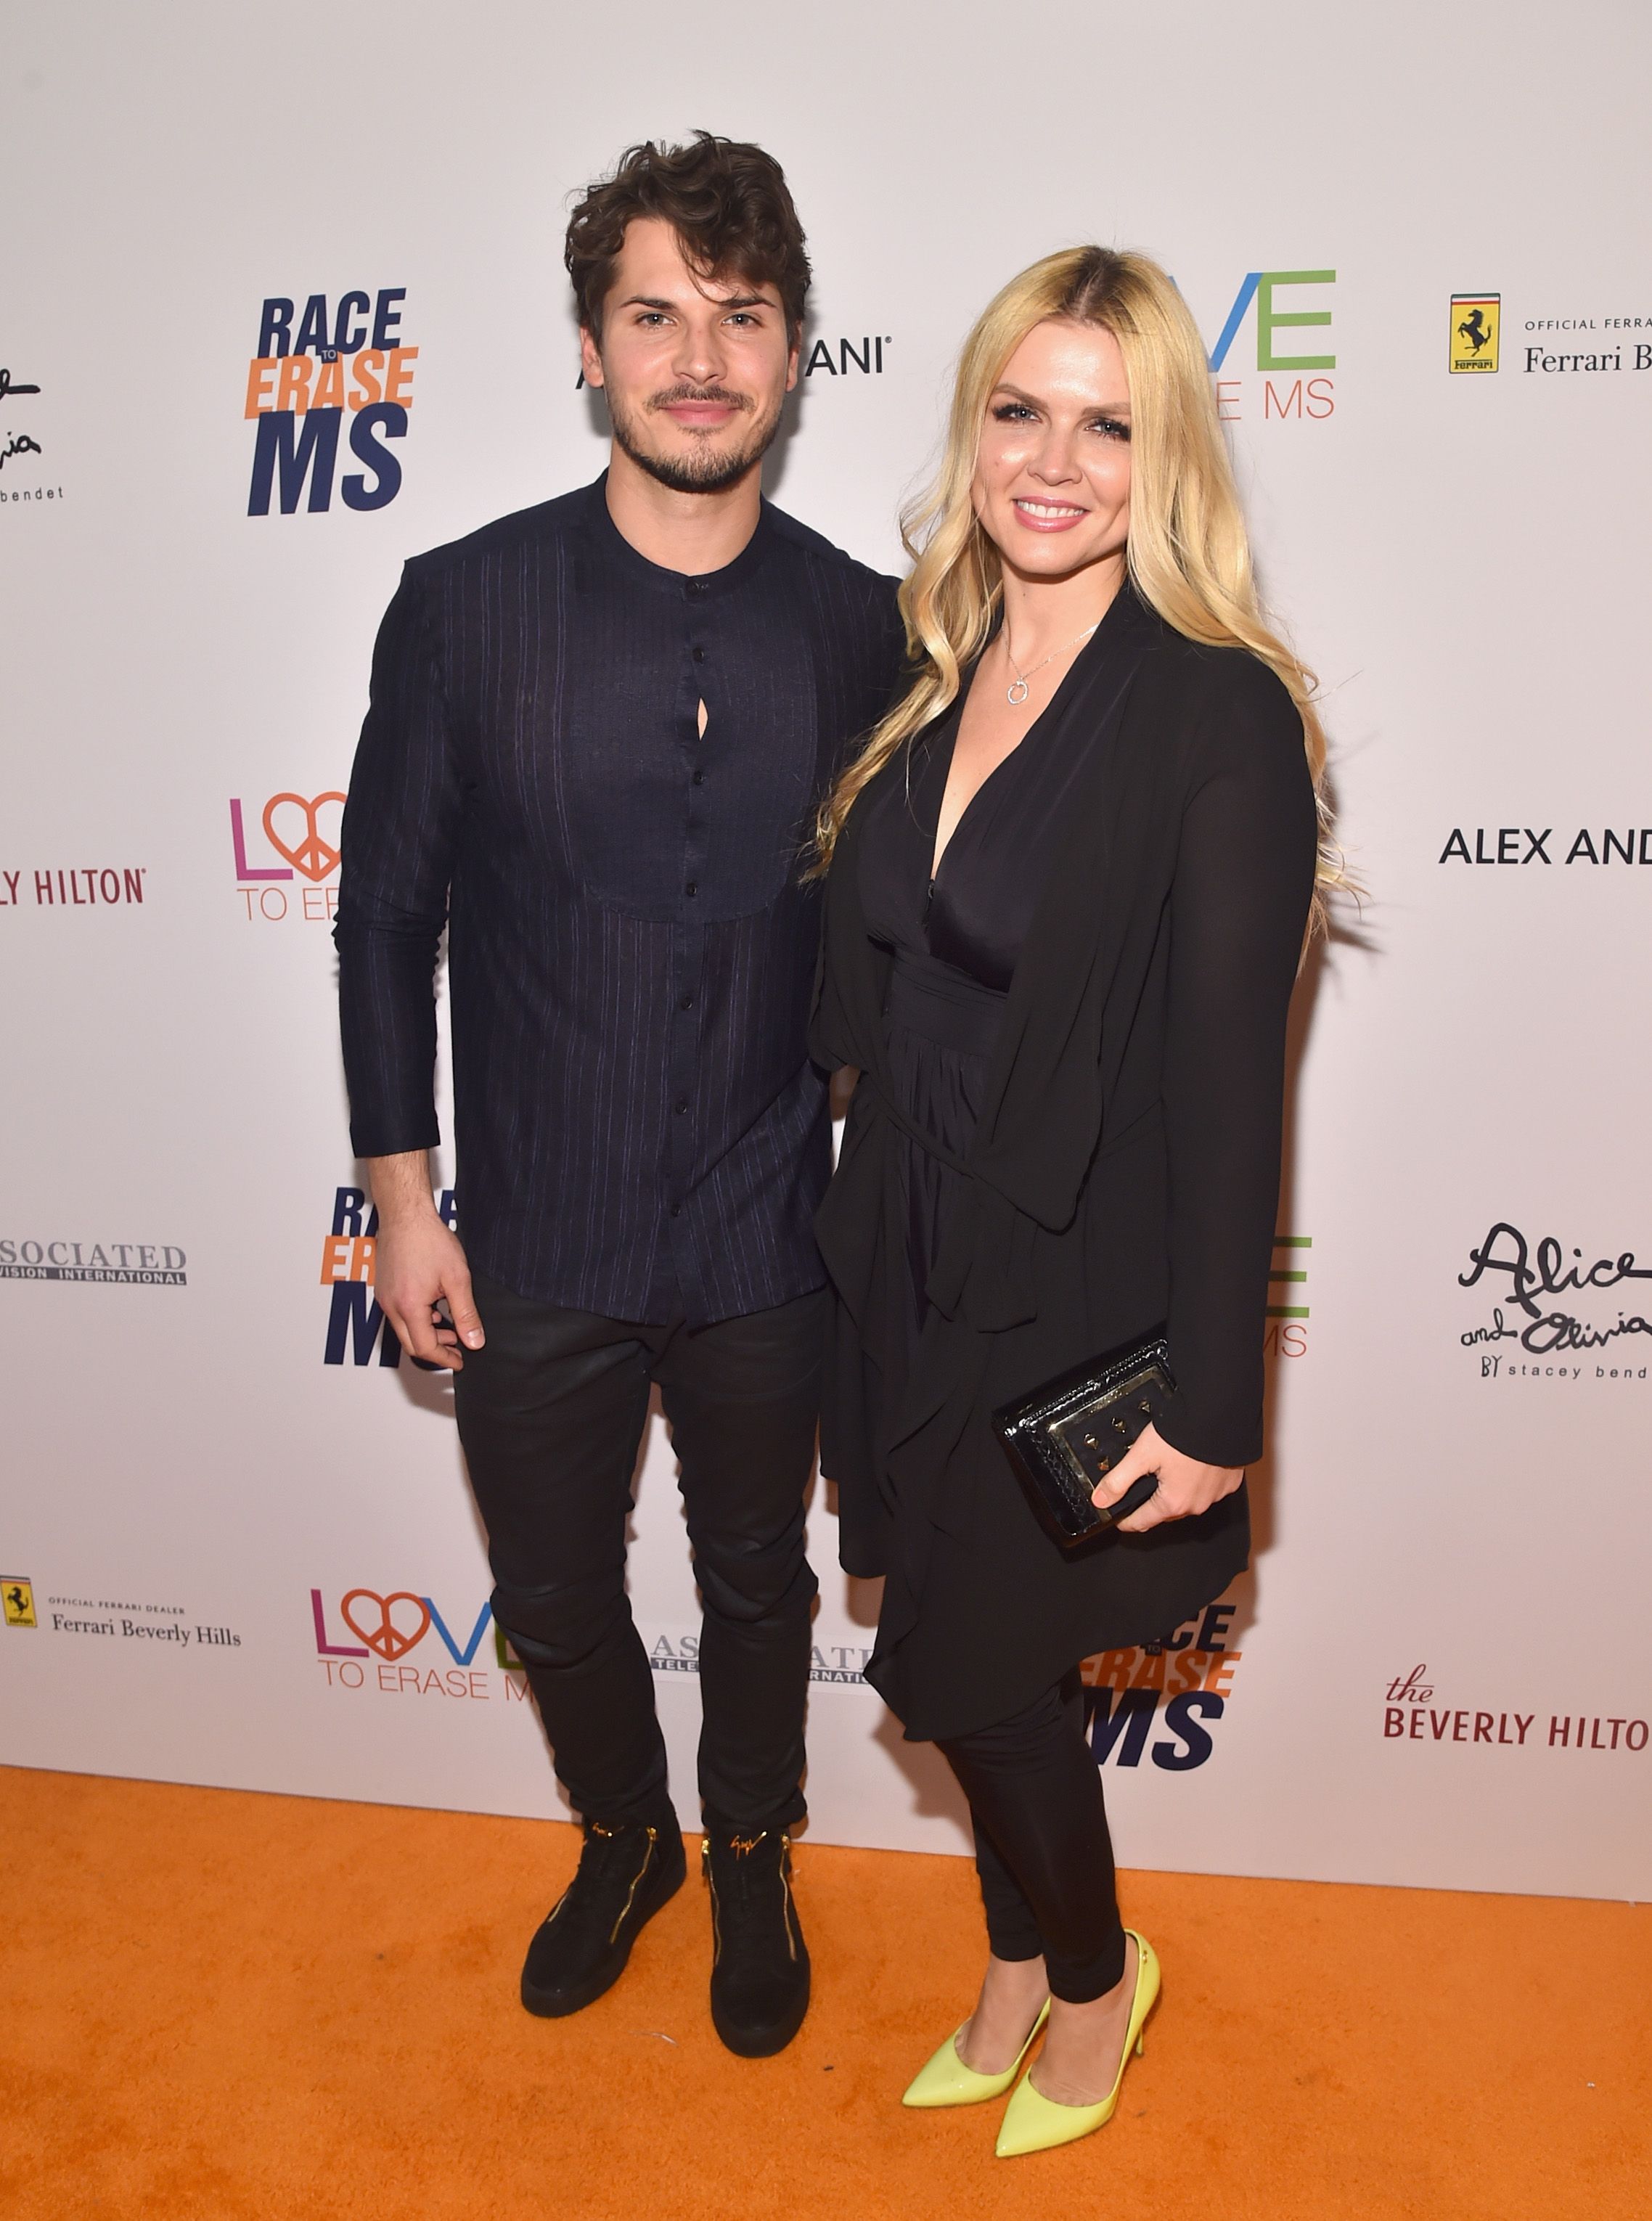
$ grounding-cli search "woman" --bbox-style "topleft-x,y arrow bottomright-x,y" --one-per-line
809,247 -> 1330,2158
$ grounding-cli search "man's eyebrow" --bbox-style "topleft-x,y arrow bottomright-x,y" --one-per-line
616,290 -> 777,314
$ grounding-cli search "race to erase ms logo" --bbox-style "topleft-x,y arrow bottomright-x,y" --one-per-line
242,288 -> 417,516
319,1184 -> 456,1368
1202,267 -> 1336,424
1079,1593 -> 1243,1773
230,789 -> 345,923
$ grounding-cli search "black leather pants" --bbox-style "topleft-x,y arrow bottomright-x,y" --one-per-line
454,1272 -> 824,1834
937,1670 -> 1128,2003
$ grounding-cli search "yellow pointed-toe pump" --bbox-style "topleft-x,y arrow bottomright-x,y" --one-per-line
994,1931 -> 1158,2158
901,1997 -> 1051,2108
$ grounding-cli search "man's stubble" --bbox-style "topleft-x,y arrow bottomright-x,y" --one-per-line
605,381 -> 787,497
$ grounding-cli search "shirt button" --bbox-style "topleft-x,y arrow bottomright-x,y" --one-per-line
688,579 -> 708,595
691,769 -> 705,786
674,1096 -> 689,1116
669,1203 -> 682,1219
679,992 -> 695,1010
685,880 -> 698,897
692,645 -> 706,663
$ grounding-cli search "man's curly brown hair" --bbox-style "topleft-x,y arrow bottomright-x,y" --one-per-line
565,131 -> 811,344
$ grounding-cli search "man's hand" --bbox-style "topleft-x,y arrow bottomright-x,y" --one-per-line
367,1152 -> 484,1370
1090,1419 -> 1243,1535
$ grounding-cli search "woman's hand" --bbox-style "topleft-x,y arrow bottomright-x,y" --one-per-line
1090,1420 -> 1243,1534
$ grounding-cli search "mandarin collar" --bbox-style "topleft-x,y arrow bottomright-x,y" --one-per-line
583,471 -> 774,600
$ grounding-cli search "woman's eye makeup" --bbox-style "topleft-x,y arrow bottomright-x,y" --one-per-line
987,401 -> 1130,441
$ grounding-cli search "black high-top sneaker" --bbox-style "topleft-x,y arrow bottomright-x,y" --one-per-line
520,1817 -> 686,2018
702,1827 -> 811,2057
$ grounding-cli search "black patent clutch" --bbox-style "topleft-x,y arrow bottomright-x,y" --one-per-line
992,1327 -> 1175,1552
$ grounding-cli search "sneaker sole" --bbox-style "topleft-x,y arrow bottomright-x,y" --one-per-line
520,1853 -> 686,2019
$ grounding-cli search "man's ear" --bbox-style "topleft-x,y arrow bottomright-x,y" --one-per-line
785,338 -> 800,395
579,324 -> 605,390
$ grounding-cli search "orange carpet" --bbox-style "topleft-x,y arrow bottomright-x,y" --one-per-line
2,1768 -> 1646,2221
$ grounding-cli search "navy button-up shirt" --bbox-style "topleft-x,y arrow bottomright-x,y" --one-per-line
335,475 -> 904,1325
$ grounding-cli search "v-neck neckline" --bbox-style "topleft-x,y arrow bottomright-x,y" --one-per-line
926,615 -> 1103,887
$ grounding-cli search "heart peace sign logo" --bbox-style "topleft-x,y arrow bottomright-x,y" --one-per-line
263,791 -> 348,883
340,1588 -> 431,1661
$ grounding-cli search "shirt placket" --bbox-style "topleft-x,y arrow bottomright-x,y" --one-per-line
666,572 -> 713,1305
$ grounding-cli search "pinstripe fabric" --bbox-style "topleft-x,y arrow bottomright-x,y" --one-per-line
335,475 -> 904,1325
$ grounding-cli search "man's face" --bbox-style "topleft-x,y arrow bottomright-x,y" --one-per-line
581,216 -> 798,495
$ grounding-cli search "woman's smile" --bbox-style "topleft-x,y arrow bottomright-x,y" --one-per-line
1011,496 -> 1089,531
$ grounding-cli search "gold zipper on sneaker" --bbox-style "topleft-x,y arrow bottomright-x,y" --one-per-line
606,1825 -> 658,1944
778,1832 -> 799,1961
701,1836 -> 722,1964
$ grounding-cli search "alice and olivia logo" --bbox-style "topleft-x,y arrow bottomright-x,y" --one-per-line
1458,1221 -> 1650,1373
311,1585 -> 525,1701
244,290 -> 416,516
231,790 -> 345,923
0,361 -> 59,504
1078,1596 -> 1243,1772
1383,1666 -> 1647,1755
320,1185 -> 454,1368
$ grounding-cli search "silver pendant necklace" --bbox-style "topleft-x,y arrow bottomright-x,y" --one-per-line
1005,620 -> 1100,705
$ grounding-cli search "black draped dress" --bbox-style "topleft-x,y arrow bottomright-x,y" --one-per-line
858,597 -> 1149,1383
811,586 -> 1319,1743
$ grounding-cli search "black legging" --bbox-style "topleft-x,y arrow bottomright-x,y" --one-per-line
936,1669 -> 1127,2004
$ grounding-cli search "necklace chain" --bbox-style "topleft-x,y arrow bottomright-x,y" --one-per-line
1004,620 -> 1100,705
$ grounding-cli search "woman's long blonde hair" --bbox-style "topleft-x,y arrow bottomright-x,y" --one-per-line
811,245 -> 1344,932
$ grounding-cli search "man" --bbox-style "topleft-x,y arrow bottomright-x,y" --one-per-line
334,133 -> 903,2058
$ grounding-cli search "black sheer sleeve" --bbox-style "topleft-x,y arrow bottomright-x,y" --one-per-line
333,568 -> 462,1159
1154,655 -> 1319,1466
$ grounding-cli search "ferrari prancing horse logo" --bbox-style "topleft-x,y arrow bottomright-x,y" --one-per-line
1450,293 -> 1500,374
3,1577 -> 38,1627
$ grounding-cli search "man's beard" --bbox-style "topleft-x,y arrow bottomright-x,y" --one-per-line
607,383 -> 784,495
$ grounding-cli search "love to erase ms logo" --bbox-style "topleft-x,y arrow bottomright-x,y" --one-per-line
230,790 -> 345,923
310,1584 -> 527,1701
1201,267 -> 1337,425
243,289 -> 416,516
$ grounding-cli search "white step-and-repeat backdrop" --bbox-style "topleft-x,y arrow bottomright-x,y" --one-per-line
4,1 -> 1649,1900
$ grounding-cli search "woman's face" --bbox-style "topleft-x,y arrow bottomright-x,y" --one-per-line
971,319 -> 1132,581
